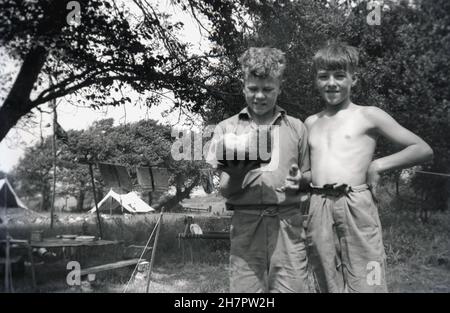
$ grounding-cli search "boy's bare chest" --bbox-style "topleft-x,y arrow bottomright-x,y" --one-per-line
308,116 -> 370,150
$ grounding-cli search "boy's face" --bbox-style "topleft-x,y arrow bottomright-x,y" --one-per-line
243,74 -> 281,119
315,69 -> 356,107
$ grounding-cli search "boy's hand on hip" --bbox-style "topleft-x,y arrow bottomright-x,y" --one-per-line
276,164 -> 302,193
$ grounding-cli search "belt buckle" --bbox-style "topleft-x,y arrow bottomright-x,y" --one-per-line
261,206 -> 278,216
322,183 -> 349,196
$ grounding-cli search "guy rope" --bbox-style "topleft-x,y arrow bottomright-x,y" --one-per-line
122,206 -> 164,293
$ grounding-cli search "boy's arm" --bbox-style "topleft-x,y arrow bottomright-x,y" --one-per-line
299,121 -> 312,188
301,115 -> 317,187
365,107 -> 433,186
278,120 -> 312,192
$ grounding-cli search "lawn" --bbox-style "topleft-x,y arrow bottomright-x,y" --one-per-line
1,190 -> 449,293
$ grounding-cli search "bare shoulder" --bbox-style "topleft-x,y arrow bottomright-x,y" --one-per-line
360,105 -> 389,117
304,113 -> 321,130
359,105 -> 396,128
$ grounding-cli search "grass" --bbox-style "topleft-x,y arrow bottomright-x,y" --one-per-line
378,184 -> 450,292
2,261 -> 229,293
118,262 -> 229,293
2,187 -> 449,293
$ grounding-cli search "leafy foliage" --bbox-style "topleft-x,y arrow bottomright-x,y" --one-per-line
12,138 -> 54,211
12,118 -> 208,211
2,0 -> 448,212
0,0 -> 240,140
200,0 -> 449,211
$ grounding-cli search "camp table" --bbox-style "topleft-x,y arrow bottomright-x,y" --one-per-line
30,237 -> 121,263
29,237 -> 147,286
30,237 -> 119,249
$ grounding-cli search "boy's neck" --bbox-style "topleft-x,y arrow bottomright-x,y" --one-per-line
248,107 -> 277,125
324,99 -> 353,115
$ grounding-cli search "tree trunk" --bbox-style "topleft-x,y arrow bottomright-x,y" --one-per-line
175,175 -> 183,201
153,176 -> 200,211
97,188 -> 104,203
0,0 -> 68,142
0,46 -> 48,141
40,185 -> 51,212
148,191 -> 153,205
76,190 -> 85,212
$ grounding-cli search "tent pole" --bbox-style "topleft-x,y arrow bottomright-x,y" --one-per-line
146,205 -> 164,293
3,181 -> 11,292
50,100 -> 57,229
89,164 -> 103,239
4,235 -> 10,292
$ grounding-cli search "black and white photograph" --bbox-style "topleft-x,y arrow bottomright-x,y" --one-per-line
0,0 -> 449,298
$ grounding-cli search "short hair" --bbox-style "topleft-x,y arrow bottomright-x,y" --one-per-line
238,47 -> 286,80
313,42 -> 359,74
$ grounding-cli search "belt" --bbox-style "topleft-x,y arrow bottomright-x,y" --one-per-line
309,183 -> 370,196
227,203 -> 299,216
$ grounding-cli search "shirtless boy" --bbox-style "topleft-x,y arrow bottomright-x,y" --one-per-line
305,42 -> 433,292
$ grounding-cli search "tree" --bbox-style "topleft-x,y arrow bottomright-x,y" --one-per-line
0,0 -> 243,142
337,0 -> 449,211
13,138 -> 54,211
199,0 -> 449,212
13,117 -> 209,211
170,0 -> 450,212
5,0 -> 448,213
57,129 -> 97,212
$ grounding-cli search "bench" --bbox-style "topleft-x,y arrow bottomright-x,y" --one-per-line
177,231 -> 229,240
79,244 -> 153,278
177,216 -> 230,263
80,258 -> 145,276
181,204 -> 212,213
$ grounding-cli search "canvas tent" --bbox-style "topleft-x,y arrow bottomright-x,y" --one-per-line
0,178 -> 28,210
89,189 -> 155,214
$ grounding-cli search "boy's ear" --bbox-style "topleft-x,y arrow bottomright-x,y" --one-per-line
351,73 -> 358,86
273,77 -> 284,94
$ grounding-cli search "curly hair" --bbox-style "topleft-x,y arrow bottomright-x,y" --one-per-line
238,47 -> 286,80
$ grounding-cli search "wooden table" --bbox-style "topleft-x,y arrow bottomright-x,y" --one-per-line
30,238 -> 122,265
30,238 -> 119,249
4,238 -> 138,290
31,238 -> 132,288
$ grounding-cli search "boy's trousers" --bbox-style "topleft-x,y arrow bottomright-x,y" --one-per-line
306,184 -> 388,293
229,204 -> 311,293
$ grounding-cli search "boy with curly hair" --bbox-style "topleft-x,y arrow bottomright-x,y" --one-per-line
207,47 -> 312,293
